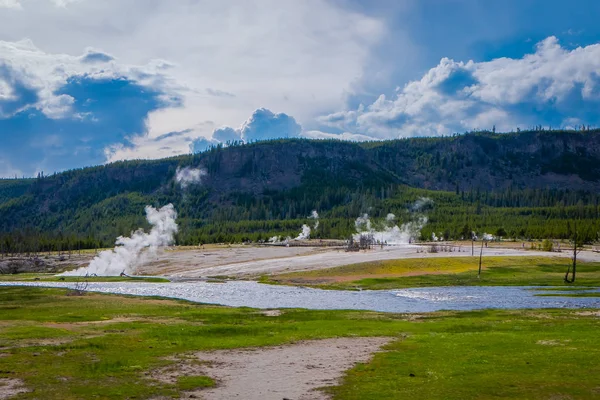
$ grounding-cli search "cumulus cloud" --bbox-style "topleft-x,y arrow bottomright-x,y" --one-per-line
239,108 -> 302,142
50,0 -> 80,7
0,0 -> 21,9
189,137 -> 218,154
301,130 -> 376,142
0,39 -> 178,121
80,49 -> 115,64
0,1 -> 386,175
318,37 -> 600,138
197,108 -> 303,149
0,63 -> 39,117
212,126 -> 241,143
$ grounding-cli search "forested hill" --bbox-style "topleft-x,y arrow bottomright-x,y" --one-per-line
2,129 -> 600,249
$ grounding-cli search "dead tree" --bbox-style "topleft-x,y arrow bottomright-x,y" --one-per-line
478,240 -> 485,277
564,230 -> 583,283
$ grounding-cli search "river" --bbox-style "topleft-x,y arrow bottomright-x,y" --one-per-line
1,281 -> 599,312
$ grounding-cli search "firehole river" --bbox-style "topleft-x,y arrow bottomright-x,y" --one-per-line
1,281 -> 599,312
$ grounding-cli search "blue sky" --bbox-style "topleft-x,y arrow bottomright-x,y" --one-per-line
1,0 -> 600,177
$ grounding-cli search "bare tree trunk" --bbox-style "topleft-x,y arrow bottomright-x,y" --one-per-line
572,245 -> 577,282
565,233 -> 581,283
478,240 -> 484,277
565,241 -> 577,283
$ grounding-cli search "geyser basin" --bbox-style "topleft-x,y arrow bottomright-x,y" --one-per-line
1,281 -> 598,312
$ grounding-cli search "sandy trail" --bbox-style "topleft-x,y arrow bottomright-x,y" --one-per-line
137,244 -> 597,279
189,337 -> 392,400
0,378 -> 28,400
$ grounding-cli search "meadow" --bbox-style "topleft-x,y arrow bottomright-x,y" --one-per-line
265,256 -> 600,290
0,286 -> 599,399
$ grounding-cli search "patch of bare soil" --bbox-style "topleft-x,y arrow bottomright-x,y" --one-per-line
537,339 -> 571,346
43,317 -> 139,330
0,378 -> 28,399
0,334 -> 108,351
257,310 -> 283,317
575,310 -> 600,317
149,357 -> 208,386
185,337 -> 392,400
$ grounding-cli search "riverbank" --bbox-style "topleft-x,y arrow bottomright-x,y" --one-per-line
264,256 -> 600,290
5,242 -> 599,280
0,287 -> 599,399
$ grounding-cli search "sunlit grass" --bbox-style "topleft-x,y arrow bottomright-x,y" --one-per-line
265,257 -> 600,290
0,287 -> 598,399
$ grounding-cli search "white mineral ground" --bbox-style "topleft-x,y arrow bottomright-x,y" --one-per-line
123,242 -> 600,278
151,337 -> 392,400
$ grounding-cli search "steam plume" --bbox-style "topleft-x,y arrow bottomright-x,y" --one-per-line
295,225 -> 312,240
353,199 -> 432,244
175,167 -> 207,188
62,204 -> 178,276
412,197 -> 433,212
295,210 -> 319,240
309,210 -> 319,230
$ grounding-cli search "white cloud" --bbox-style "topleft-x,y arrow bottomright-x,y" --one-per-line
105,129 -> 195,162
238,108 -> 302,142
50,0 -> 80,7
318,37 -> 600,138
0,0 -> 21,9
0,0 -> 385,161
301,130 -> 377,142
212,126 -> 241,143
0,39 -> 178,119
0,0 -> 82,9
189,137 -> 218,154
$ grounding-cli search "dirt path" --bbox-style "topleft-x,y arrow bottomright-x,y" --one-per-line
0,378 -> 28,399
187,337 -> 392,400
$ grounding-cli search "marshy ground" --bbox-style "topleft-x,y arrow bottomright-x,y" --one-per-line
0,287 -> 599,399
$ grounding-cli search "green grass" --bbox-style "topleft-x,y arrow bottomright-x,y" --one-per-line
0,287 -> 599,399
265,256 -> 600,290
0,273 -> 169,283
176,375 -> 216,390
329,309 -> 600,400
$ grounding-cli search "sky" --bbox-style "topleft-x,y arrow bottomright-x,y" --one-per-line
1,0 -> 600,177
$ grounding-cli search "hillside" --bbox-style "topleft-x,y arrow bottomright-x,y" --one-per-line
1,129 -> 600,250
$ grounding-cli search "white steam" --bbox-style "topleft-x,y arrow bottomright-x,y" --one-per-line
482,233 -> 495,241
309,210 -> 319,230
472,232 -> 495,241
353,199 -> 432,245
355,214 -> 372,232
412,197 -> 434,212
175,167 -> 207,188
295,210 -> 319,240
62,204 -> 178,276
295,224 -> 312,240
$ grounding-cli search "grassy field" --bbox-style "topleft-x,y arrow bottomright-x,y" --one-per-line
0,287 -> 599,399
264,256 -> 600,290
